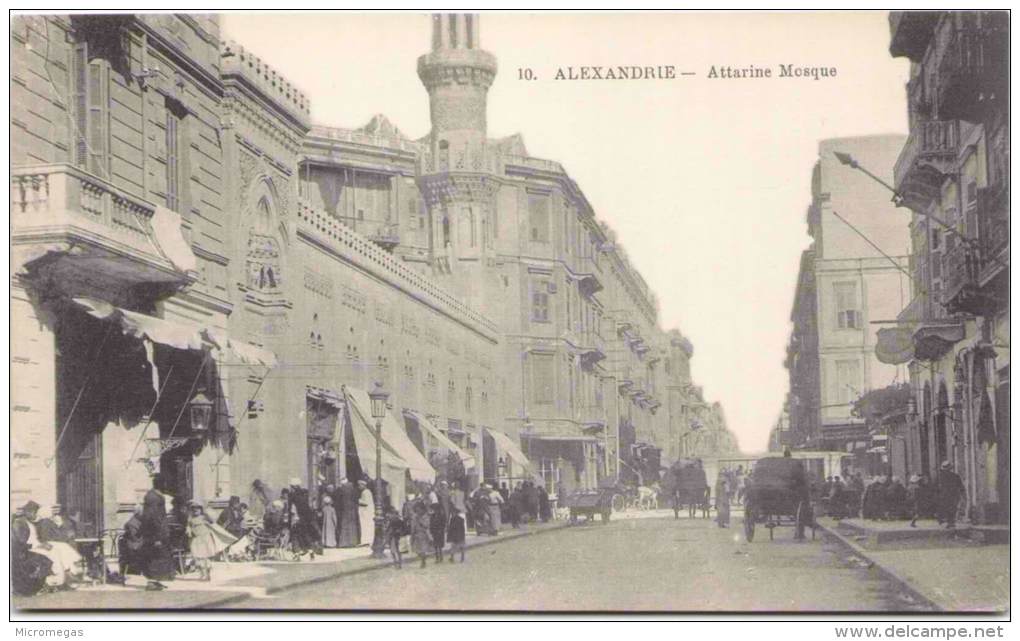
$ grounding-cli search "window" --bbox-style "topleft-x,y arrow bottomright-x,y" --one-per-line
835,359 -> 861,406
532,353 -> 554,405
464,14 -> 474,47
72,42 -> 110,177
407,198 -> 417,215
539,458 -> 560,494
528,194 -> 550,242
531,281 -> 550,322
165,100 -> 186,213
834,282 -> 861,329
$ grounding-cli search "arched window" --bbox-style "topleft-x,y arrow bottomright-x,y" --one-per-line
246,195 -> 282,293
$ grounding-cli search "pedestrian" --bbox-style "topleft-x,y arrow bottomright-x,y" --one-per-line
11,501 -> 55,596
429,502 -> 447,563
486,484 -> 504,534
714,474 -> 730,528
409,502 -> 433,568
288,478 -> 322,559
537,484 -> 551,523
119,502 -> 145,579
187,500 -> 234,581
34,506 -> 84,585
436,480 -> 452,523
139,488 -> 175,591
248,479 -> 272,520
337,478 -> 359,547
888,477 -> 909,519
447,506 -> 466,563
384,504 -> 406,569
321,495 -> 338,548
507,483 -> 522,528
828,476 -> 846,520
357,479 -> 375,546
936,461 -> 966,529
217,495 -> 247,538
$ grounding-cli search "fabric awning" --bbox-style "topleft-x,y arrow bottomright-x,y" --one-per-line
344,387 -> 435,483
75,297 -> 204,350
73,298 -> 278,368
403,409 -> 476,471
486,427 -> 535,472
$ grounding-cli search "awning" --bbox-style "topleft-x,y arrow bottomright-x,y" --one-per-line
74,297 -> 204,350
73,297 -> 278,367
522,434 -> 600,442
485,427 -> 536,473
403,409 -> 476,471
344,386 -> 435,483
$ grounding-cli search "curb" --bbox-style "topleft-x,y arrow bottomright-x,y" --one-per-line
200,521 -> 572,609
815,520 -> 944,612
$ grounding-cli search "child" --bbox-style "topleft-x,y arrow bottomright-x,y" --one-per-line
383,505 -> 405,569
447,506 -> 466,563
409,502 -> 432,569
186,501 -> 220,581
428,503 -> 446,563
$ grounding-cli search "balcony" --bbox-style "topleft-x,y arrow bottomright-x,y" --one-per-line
367,222 -> 400,252
907,73 -> 933,121
941,185 -> 1009,317
935,18 -> 1008,122
889,11 -> 941,62
578,405 -> 607,431
580,331 -> 607,368
11,164 -> 196,297
893,119 -> 960,206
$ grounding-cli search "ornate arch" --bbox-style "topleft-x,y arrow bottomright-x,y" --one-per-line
243,175 -> 288,296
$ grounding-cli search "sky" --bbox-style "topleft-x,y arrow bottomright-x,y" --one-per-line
221,12 -> 910,453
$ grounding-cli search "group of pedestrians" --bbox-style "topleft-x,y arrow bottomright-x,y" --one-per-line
821,461 -> 967,528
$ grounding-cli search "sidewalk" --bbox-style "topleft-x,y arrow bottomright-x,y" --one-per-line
816,517 -> 1009,612
13,519 -> 570,611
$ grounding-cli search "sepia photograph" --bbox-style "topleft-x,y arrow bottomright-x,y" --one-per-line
8,8 -> 1010,620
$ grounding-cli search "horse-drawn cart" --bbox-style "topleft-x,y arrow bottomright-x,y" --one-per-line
563,489 -> 615,525
662,458 -> 711,519
743,457 -> 817,542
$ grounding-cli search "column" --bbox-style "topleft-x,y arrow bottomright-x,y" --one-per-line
11,286 -> 58,511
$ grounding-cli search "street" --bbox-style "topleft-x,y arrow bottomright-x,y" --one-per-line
221,512 -> 932,612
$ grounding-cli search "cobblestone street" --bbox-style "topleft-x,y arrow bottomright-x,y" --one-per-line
221,513 -> 932,612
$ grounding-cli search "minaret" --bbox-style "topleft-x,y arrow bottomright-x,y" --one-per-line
417,13 -> 497,153
416,14 -> 500,311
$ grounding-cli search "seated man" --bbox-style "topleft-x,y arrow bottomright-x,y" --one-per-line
217,496 -> 247,538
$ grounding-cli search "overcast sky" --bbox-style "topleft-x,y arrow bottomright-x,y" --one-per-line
221,12 -> 910,452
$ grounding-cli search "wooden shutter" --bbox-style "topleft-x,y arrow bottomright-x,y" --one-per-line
72,43 -> 89,168
166,107 -> 180,211
87,58 -> 107,176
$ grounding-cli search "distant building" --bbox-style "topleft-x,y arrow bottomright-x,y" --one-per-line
783,135 -> 911,472
888,11 -> 1008,524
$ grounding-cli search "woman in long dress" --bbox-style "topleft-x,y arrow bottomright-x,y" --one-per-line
35,506 -> 84,584
140,489 -> 175,591
486,485 -> 503,535
321,496 -> 338,548
357,480 -> 375,546
338,479 -> 359,547
409,502 -> 433,568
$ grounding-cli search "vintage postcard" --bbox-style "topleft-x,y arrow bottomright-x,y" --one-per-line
8,10 -> 1009,619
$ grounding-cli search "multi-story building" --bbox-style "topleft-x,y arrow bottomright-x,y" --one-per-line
11,13 -> 738,533
888,10 -> 1008,524
782,135 -> 912,472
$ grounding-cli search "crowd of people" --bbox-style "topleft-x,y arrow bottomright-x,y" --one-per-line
818,461 -> 967,528
11,474 -> 561,594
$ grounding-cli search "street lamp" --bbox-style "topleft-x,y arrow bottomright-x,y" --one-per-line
368,381 -> 389,559
188,388 -> 214,437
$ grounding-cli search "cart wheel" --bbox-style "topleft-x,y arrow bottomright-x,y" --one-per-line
611,494 -> 625,513
743,506 -> 755,542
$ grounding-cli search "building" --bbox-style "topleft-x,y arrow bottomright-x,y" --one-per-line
10,13 -> 738,533
782,135 -> 912,473
887,11 -> 1008,524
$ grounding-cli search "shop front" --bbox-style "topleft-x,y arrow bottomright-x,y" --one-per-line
483,427 -> 538,491
403,409 -> 475,490
520,435 -> 603,495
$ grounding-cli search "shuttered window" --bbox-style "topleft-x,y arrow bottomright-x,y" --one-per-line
71,42 -> 109,177
529,194 -> 550,242
834,281 -> 861,329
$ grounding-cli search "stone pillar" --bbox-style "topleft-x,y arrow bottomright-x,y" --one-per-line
11,286 -> 58,511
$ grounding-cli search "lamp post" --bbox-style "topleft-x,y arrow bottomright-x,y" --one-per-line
368,381 -> 389,560
188,388 -> 214,438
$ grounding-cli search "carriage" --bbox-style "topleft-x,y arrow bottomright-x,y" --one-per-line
742,457 -> 817,541
562,488 -> 616,525
661,458 -> 711,519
